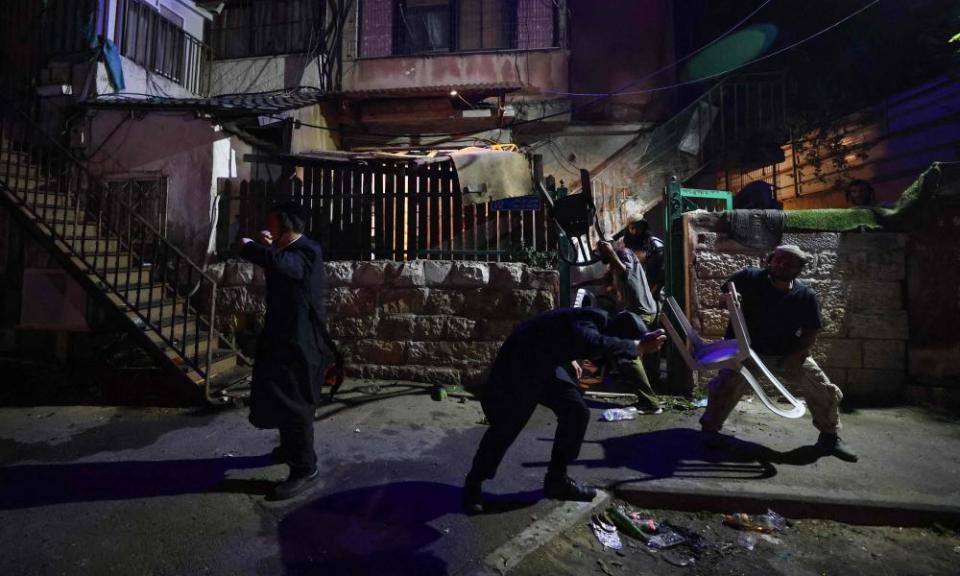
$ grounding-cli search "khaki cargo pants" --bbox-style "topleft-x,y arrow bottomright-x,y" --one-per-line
699,355 -> 843,434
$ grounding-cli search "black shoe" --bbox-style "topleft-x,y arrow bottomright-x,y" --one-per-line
268,467 -> 320,501
817,433 -> 859,463
270,446 -> 288,464
463,476 -> 484,515
701,430 -> 728,449
543,476 -> 597,502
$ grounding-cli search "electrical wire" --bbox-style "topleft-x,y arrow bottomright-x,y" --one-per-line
543,0 -> 777,97
96,1 -> 880,145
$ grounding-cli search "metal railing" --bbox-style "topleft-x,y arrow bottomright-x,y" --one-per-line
0,92 -> 225,388
209,0 -> 327,60
115,0 -> 211,95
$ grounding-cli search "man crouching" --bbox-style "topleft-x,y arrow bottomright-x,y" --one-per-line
463,307 -> 666,514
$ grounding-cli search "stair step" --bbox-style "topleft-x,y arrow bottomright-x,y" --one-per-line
1,174 -> 46,191
29,206 -> 84,223
68,236 -> 122,254
40,222 -> 100,239
113,283 -> 168,304
17,191 -> 75,208
0,149 -> 31,164
100,267 -> 158,288
149,330 -> 219,358
88,253 -> 134,270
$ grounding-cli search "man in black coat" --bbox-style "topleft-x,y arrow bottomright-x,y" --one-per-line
463,307 -> 666,514
240,202 -> 333,500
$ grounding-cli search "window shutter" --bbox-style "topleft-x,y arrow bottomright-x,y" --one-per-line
360,0 -> 394,58
517,0 -> 554,50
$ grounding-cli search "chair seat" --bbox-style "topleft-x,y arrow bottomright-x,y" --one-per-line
694,339 -> 742,366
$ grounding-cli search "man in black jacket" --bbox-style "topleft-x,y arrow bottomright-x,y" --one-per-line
463,307 -> 666,514
240,202 -> 333,500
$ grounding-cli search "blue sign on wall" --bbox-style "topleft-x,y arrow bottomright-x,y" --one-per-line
490,195 -> 542,211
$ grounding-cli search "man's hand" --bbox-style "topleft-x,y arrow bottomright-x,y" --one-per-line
637,334 -> 667,355
597,240 -> 617,262
571,361 -> 583,381
258,230 -> 274,246
719,291 -> 742,307
240,237 -> 254,245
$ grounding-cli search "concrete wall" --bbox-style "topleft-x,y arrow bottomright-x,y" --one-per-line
904,199 -> 960,410
684,211 -> 909,403
211,260 -> 559,389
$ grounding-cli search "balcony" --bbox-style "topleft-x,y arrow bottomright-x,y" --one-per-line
208,0 -> 326,60
115,0 -> 211,95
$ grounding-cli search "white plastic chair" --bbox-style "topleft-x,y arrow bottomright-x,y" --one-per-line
661,282 -> 806,419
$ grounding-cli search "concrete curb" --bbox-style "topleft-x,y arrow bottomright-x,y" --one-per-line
460,490 -> 611,576
613,484 -> 960,528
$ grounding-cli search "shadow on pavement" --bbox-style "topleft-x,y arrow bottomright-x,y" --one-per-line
277,481 -> 539,576
0,453 -> 279,509
525,428 -> 792,480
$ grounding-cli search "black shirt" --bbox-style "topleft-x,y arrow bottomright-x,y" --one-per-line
723,267 -> 822,356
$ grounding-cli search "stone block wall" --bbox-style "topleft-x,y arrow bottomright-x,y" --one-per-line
211,260 -> 559,389
686,212 -> 908,402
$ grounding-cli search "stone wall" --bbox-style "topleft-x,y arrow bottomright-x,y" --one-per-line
685,211 -> 908,402
211,260 -> 559,389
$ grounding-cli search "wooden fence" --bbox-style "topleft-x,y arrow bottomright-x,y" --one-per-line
217,158 -> 559,262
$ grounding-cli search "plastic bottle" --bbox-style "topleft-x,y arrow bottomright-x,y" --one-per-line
601,407 -> 639,421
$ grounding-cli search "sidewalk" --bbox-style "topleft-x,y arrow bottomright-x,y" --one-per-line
567,398 -> 960,525
1,381 -> 958,575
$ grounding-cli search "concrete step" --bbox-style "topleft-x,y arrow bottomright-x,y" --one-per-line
1,173 -> 47,191
114,283 -> 168,305
88,252 -> 133,270
100,267 -> 158,288
17,191 -> 75,208
42,222 -> 100,239
68,237 -> 123,254
30,205 -> 83,223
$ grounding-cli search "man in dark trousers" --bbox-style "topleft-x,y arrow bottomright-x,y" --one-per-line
463,307 -> 666,514
240,201 -> 333,500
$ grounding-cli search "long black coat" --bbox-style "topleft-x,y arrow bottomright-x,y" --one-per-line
241,236 -> 331,428
484,307 -> 641,404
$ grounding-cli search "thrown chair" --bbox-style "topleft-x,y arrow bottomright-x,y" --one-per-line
661,282 -> 806,419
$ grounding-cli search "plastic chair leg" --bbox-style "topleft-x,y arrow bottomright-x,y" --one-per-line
738,350 -> 807,419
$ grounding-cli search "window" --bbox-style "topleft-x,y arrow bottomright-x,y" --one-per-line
361,0 -> 552,58
103,175 -> 168,236
396,0 -> 451,54
115,0 -> 208,93
209,0 -> 326,60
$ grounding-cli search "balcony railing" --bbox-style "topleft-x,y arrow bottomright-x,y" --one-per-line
115,0 -> 211,95
209,0 -> 326,60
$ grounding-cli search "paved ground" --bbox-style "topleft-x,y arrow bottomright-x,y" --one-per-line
512,501 -> 960,576
1,380 -> 959,575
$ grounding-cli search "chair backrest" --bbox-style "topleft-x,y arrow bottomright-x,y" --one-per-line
663,295 -> 705,349
726,282 -> 751,349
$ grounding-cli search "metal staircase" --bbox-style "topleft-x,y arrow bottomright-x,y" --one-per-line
0,98 -> 248,404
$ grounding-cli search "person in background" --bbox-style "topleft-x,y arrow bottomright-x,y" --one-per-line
845,179 -> 876,207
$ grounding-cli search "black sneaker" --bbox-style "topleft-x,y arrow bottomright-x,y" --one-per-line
268,467 -> 320,501
817,433 -> 859,463
701,430 -> 728,449
463,476 -> 484,515
270,446 -> 288,464
543,476 -> 597,502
